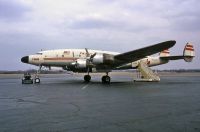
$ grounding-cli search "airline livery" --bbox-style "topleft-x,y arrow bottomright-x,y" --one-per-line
21,40 -> 195,83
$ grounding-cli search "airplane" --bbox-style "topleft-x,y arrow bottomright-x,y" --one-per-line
21,40 -> 195,83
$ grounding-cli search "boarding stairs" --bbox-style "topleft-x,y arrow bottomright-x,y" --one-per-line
134,61 -> 160,82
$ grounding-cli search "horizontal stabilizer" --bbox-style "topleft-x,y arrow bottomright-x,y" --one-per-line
160,56 -> 184,60
160,42 -> 195,62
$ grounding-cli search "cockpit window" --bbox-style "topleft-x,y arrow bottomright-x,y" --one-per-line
36,53 -> 43,55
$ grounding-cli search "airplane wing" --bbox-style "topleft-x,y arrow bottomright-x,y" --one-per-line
113,40 -> 176,67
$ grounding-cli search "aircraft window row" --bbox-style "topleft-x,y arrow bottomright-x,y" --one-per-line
64,51 -> 70,55
36,53 -> 43,55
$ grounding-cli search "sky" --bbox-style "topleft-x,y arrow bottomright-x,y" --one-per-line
0,0 -> 199,70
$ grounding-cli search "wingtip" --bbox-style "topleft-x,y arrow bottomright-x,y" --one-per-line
169,40 -> 176,44
172,40 -> 176,43
167,40 -> 176,47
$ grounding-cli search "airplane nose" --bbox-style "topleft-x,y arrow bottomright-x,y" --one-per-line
21,56 -> 29,63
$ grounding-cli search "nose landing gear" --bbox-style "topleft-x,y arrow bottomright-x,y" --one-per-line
34,65 -> 42,84
34,75 -> 40,84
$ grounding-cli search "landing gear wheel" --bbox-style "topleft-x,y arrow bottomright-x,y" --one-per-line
102,76 -> 111,84
35,78 -> 40,84
84,75 -> 91,82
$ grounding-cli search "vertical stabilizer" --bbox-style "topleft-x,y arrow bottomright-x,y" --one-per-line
183,43 -> 195,62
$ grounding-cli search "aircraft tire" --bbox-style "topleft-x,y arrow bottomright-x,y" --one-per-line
102,76 -> 110,84
84,75 -> 91,82
35,78 -> 40,84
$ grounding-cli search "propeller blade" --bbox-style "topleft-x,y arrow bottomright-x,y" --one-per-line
85,48 -> 90,57
90,53 -> 96,59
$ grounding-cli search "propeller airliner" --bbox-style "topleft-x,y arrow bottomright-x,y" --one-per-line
21,40 -> 195,83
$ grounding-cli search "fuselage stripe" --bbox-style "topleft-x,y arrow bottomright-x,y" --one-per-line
161,51 -> 170,54
44,57 -> 77,61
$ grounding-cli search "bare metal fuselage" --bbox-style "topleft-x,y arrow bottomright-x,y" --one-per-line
27,49 -> 167,72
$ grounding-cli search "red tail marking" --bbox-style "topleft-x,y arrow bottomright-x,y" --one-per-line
161,51 -> 170,54
186,45 -> 193,48
185,48 -> 194,51
161,49 -> 169,54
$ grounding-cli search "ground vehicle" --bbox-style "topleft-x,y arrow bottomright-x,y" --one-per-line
22,73 -> 33,84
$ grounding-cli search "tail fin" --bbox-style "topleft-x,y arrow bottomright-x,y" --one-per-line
183,43 -> 195,62
159,49 -> 170,57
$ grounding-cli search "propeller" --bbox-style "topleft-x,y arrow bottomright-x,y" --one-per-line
85,48 -> 96,66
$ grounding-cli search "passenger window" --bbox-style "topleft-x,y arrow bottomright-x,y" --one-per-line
64,51 -> 70,55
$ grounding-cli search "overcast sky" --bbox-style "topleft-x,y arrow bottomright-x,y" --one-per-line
0,0 -> 199,70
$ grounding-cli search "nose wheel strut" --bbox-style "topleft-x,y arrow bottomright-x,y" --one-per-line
34,65 -> 42,84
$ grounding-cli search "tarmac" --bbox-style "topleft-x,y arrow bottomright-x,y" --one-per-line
0,73 -> 200,132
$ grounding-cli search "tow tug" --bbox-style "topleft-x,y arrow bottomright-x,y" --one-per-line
22,73 -> 33,84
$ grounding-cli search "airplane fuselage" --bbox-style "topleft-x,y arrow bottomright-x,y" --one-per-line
25,49 -> 168,72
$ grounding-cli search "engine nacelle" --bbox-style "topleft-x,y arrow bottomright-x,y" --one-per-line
75,59 -> 88,69
103,53 -> 114,64
92,53 -> 114,65
92,54 -> 104,64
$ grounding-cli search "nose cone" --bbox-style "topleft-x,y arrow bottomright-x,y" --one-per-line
21,56 -> 29,63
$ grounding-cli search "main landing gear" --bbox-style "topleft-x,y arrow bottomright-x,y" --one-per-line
84,68 -> 91,83
102,75 -> 111,84
84,74 -> 91,82
101,72 -> 110,84
84,72 -> 111,84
